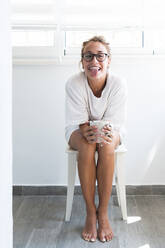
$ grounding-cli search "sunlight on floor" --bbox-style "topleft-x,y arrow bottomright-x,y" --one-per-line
127,216 -> 142,224
138,244 -> 150,248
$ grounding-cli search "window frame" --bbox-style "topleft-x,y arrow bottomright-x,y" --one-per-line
12,25 -> 165,65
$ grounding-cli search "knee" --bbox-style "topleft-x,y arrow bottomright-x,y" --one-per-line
78,140 -> 96,158
99,143 -> 115,157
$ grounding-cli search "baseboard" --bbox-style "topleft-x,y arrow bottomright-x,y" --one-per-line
13,185 -> 165,196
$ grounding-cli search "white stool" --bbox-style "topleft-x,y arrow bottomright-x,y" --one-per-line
65,144 -> 127,221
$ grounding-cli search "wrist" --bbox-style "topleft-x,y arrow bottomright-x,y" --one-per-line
79,122 -> 89,137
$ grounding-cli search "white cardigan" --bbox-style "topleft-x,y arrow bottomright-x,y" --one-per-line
65,71 -> 128,144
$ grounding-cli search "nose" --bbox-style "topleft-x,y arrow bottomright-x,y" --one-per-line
91,55 -> 98,63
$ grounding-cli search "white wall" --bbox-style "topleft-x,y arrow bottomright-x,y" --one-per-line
0,0 -> 12,247
13,56 -> 165,186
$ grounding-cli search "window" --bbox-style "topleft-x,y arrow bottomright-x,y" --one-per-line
11,0 -> 61,61
65,30 -> 143,56
12,29 -> 55,47
11,0 -> 165,63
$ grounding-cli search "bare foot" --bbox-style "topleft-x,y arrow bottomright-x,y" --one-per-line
82,212 -> 97,242
97,210 -> 114,242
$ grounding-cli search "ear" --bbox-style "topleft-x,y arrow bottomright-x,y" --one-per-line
107,57 -> 111,68
81,61 -> 85,70
108,57 -> 111,65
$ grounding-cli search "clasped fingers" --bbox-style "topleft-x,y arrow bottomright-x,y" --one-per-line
84,127 -> 98,144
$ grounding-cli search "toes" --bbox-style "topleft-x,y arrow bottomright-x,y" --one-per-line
106,234 -> 112,242
82,232 -> 88,241
98,231 -> 105,242
82,228 -> 97,242
105,235 -> 109,242
82,232 -> 94,242
86,234 -> 90,241
106,233 -> 113,242
99,235 -> 106,242
90,237 -> 96,242
88,234 -> 92,241
99,232 -> 113,242
110,231 -> 114,239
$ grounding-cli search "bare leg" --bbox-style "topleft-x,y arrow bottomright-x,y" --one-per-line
69,130 -> 97,242
96,133 -> 120,242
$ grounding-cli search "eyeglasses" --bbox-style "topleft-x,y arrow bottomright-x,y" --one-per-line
82,52 -> 109,62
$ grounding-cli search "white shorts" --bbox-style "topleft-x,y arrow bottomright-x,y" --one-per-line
65,125 -> 125,146
65,125 -> 79,144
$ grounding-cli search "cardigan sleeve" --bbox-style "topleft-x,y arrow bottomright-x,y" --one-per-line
65,77 -> 89,127
103,78 -> 128,144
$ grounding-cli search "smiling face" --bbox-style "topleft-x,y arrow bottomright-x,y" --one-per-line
82,41 -> 111,82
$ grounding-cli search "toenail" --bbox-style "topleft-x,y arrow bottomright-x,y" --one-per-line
90,238 -> 96,242
101,238 -> 106,242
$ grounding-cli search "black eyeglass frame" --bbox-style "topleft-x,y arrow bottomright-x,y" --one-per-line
82,52 -> 110,62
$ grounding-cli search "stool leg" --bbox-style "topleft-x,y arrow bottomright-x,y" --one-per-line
115,175 -> 121,206
115,154 -> 121,206
115,152 -> 127,221
65,153 -> 77,222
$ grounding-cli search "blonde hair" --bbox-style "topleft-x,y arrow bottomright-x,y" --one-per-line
81,36 -> 111,63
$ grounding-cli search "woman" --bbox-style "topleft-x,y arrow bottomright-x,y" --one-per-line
65,36 -> 127,242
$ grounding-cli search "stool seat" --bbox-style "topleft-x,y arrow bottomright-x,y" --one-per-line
66,143 -> 127,153
65,144 -> 127,222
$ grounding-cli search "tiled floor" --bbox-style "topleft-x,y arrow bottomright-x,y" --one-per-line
13,195 -> 165,248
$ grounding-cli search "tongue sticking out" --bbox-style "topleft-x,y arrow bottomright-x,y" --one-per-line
90,68 -> 99,77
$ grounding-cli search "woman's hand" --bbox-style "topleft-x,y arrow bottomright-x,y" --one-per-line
100,124 -> 114,145
79,122 -> 98,144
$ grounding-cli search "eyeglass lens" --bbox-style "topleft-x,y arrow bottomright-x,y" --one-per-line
83,53 -> 108,62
